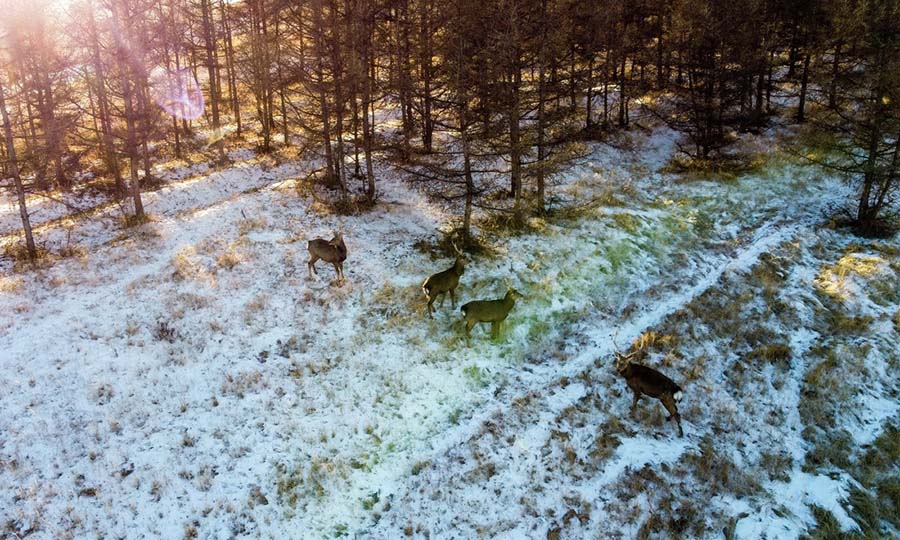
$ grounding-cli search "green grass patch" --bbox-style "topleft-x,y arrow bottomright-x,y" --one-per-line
690,208 -> 717,237
604,239 -> 638,274
611,212 -> 641,233
463,365 -> 489,388
361,491 -> 380,511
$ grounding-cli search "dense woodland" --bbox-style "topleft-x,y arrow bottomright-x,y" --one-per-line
1,0 -> 899,263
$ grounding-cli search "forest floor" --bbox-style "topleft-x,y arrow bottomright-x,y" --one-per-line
1,121 -> 898,540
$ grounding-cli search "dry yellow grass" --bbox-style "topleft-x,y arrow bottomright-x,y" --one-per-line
237,216 -> 269,235
814,252 -> 887,301
216,241 -> 246,270
170,246 -> 216,286
243,293 -> 270,325
0,276 -> 24,293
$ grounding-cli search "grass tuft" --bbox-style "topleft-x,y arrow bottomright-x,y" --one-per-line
747,343 -> 792,365
800,505 -> 845,540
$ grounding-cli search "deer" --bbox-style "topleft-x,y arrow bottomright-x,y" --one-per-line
307,232 -> 347,283
422,244 -> 467,318
461,287 -> 523,340
612,331 -> 684,437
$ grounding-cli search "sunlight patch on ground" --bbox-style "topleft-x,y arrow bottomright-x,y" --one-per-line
814,252 -> 890,301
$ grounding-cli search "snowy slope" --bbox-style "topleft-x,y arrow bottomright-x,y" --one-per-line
1,126 -> 897,540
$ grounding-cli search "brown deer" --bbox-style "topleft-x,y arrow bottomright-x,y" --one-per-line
307,232 -> 347,283
461,287 -> 523,339
613,332 -> 684,437
422,246 -> 467,318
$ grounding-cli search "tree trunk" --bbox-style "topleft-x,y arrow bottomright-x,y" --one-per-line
619,52 -> 628,127
536,0 -> 548,212
508,67 -> 522,205
313,0 -> 336,183
275,17 -> 289,146
87,0 -> 122,192
329,0 -> 348,200
656,10 -> 665,88
460,101 -> 474,244
123,76 -> 145,219
797,51 -> 811,123
219,0 -> 241,136
361,6 -> 376,201
397,0 -> 413,159
569,43 -> 577,111
0,76 -> 37,262
858,105 -> 883,222
766,49 -> 775,111
420,0 -> 434,152
201,0 -> 225,162
586,56 -> 594,129
603,51 -> 609,126
829,42 -> 841,110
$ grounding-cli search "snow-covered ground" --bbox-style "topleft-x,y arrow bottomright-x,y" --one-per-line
1,125 -> 897,539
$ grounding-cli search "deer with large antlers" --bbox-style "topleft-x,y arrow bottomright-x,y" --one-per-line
612,331 -> 684,437
422,244 -> 467,318
307,232 -> 347,283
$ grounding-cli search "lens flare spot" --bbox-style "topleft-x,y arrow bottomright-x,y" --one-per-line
149,67 -> 204,120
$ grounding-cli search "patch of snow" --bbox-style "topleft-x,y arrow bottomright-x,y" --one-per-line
739,471 -> 860,540
2,121 -> 896,539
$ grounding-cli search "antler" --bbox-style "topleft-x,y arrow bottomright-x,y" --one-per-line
451,239 -> 462,256
612,328 -> 637,361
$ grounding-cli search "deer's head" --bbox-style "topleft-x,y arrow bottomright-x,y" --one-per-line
612,329 -> 638,373
614,350 -> 638,373
506,287 -> 523,300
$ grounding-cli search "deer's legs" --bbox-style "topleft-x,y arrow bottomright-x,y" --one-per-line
661,394 -> 683,437
425,295 -> 435,318
465,319 -> 475,335
449,288 -> 456,308
439,292 -> 446,307
630,389 -> 641,415
332,262 -> 342,283
491,321 -> 500,339
308,257 -> 319,278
